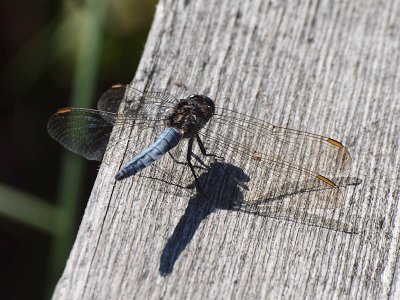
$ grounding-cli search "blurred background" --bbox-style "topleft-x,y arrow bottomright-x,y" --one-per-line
0,0 -> 157,298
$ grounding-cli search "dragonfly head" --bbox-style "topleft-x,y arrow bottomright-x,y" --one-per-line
187,94 -> 215,116
168,94 -> 216,137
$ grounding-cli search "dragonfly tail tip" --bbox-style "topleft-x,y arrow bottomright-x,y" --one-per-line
115,171 -> 126,181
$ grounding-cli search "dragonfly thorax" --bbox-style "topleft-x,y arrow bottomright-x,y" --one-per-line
165,94 -> 215,138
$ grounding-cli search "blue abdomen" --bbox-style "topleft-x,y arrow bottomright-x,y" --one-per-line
115,127 -> 182,180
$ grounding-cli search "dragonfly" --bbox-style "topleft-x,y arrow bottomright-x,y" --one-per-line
47,84 -> 352,213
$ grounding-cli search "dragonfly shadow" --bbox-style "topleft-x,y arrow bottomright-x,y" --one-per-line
159,161 -> 248,276
158,162 -> 362,276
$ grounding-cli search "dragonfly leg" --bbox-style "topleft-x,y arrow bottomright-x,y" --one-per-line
168,147 -> 208,170
196,134 -> 224,160
167,151 -> 186,165
187,138 -> 206,196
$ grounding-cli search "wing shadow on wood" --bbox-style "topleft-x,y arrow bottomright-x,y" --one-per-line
159,161 -> 361,276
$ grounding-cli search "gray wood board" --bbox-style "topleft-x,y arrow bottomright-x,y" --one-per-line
53,0 -> 400,299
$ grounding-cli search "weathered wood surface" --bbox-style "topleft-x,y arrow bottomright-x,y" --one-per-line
53,0 -> 400,299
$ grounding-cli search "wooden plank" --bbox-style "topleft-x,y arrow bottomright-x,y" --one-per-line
53,0 -> 400,298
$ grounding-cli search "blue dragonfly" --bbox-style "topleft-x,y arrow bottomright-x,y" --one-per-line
48,84 -> 352,213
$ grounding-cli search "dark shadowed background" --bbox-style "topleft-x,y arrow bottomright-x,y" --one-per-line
0,1 -> 157,298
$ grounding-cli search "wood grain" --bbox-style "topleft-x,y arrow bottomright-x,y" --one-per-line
53,0 -> 400,299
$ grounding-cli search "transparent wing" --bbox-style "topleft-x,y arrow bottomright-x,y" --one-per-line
98,84 -> 179,114
211,107 -> 351,174
47,108 -> 116,161
97,84 -> 126,112
122,84 -> 179,115
47,108 -> 166,160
